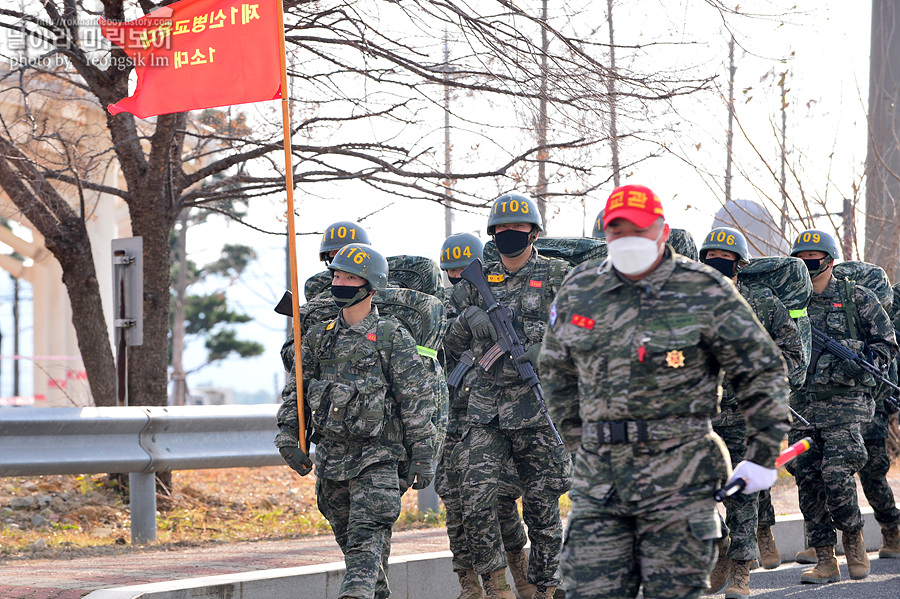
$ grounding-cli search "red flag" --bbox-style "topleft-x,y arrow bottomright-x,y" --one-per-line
100,0 -> 282,118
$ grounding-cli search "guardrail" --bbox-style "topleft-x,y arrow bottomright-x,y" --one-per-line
0,404 -> 286,543
0,404 -> 441,544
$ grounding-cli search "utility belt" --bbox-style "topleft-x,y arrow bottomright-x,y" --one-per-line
582,416 -> 712,445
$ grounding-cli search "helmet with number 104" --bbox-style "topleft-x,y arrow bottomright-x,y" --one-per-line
440,233 -> 484,270
327,243 -> 389,289
486,193 -> 543,235
319,221 -> 371,261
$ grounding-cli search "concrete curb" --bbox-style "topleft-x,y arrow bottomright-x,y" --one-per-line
84,509 -> 884,599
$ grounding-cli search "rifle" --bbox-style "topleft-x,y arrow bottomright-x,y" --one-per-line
459,259 -> 563,445
810,326 -> 900,411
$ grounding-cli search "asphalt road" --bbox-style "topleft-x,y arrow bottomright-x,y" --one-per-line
705,556 -> 900,599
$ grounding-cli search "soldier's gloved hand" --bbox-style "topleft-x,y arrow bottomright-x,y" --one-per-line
515,343 -> 542,367
280,445 -> 313,476
727,460 -> 778,494
462,306 -> 497,342
406,448 -> 435,490
841,358 -> 863,378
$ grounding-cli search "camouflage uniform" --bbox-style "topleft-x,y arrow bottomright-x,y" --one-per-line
444,250 -> 573,587
540,246 -> 790,598
715,281 -> 805,561
436,288 -> 528,573
789,277 -> 898,548
277,306 -> 437,599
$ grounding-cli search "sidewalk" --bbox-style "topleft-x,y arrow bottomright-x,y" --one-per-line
0,527 -> 450,599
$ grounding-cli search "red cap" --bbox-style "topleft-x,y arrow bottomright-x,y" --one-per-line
602,184 -> 665,228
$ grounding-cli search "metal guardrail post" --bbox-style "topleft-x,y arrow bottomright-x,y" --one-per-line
129,472 -> 157,543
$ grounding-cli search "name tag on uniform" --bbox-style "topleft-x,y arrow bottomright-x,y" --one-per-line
488,274 -> 505,283
529,280 -> 543,288
366,333 -> 377,342
834,302 -> 843,308
571,314 -> 595,329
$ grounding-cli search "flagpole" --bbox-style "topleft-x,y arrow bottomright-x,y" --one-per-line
276,0 -> 307,454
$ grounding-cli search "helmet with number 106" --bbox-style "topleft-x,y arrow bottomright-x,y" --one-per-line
327,243 -> 389,289
790,229 -> 840,260
699,227 -> 751,263
440,233 -> 484,270
486,193 -> 543,235
319,221 -> 371,261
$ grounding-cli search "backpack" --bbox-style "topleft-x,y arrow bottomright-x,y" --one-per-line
483,237 -> 607,266
833,261 -> 894,312
304,255 -> 444,301
737,256 -> 814,371
669,229 -> 699,260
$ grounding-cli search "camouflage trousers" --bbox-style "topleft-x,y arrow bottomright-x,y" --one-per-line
757,488 -> 776,527
459,421 -> 572,585
435,431 -> 528,572
859,413 -> 900,528
561,485 -> 720,599
714,422 -> 759,561
788,424 -> 868,547
316,461 -> 402,599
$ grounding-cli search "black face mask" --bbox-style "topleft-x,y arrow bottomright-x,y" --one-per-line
448,276 -> 463,285
331,284 -> 370,308
704,257 -> 736,278
494,229 -> 532,257
802,257 -> 829,277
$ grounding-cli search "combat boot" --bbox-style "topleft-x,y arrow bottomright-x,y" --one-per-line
533,585 -> 558,599
482,568 -> 515,599
799,546 -> 840,584
879,525 -> 900,558
506,549 -> 536,598
456,569 -> 484,599
706,538 -> 732,594
723,560 -> 750,599
841,529 -> 870,579
794,546 -> 817,564
756,525 -> 781,569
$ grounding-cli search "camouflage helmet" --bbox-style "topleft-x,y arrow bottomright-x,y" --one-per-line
486,193 -> 543,235
591,209 -> 605,239
327,243 -> 389,289
319,221 -> 371,261
440,232 -> 484,270
790,229 -> 840,260
699,227 -> 750,263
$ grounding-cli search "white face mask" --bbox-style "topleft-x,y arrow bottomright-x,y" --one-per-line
607,225 -> 665,275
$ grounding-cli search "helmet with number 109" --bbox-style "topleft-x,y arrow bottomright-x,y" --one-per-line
790,229 -> 840,260
327,243 -> 389,289
319,221 -> 371,262
440,233 -> 484,270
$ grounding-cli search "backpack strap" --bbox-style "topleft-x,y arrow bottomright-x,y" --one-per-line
841,279 -> 862,341
749,286 -> 776,332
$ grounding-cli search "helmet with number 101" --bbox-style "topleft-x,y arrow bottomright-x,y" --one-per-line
440,233 -> 484,270
591,209 -> 605,239
319,221 -> 371,261
699,227 -> 751,263
327,243 -> 389,289
486,193 -> 543,235
790,229 -> 840,260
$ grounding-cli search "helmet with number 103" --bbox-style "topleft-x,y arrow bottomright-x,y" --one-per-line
486,193 -> 543,235
319,221 -> 371,261
440,233 -> 484,270
327,243 -> 389,289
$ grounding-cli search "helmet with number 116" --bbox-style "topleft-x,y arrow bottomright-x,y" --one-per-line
486,193 -> 543,235
327,243 -> 389,289
591,209 -> 605,239
440,233 -> 484,270
319,221 -> 371,262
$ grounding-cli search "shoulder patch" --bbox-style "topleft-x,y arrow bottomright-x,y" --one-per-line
325,321 -> 336,330
549,302 -> 558,326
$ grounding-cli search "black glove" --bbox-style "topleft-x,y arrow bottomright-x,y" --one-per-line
462,306 -> 497,342
515,343 -> 542,367
841,358 -> 863,378
406,448 -> 435,490
280,445 -> 313,476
